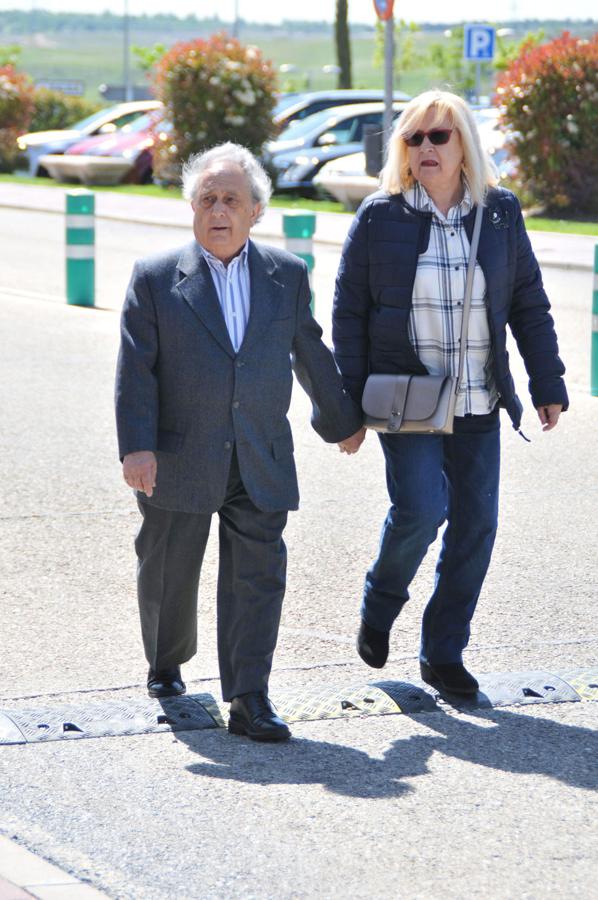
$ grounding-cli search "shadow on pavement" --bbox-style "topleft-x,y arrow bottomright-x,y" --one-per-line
176,704 -> 597,799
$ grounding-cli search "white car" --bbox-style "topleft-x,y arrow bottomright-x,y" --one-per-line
312,151 -> 374,210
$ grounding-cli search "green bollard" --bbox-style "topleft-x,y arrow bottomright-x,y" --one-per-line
593,245 -> 598,397
282,211 -> 316,311
66,190 -> 95,307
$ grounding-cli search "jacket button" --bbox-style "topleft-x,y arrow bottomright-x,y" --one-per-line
232,400 -> 240,409
236,361 -> 245,368
224,441 -> 232,450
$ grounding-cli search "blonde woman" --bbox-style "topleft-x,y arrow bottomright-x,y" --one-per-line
334,91 -> 567,694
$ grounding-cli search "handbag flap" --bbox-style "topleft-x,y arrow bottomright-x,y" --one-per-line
404,375 -> 452,420
362,375 -> 408,418
362,374 -> 453,421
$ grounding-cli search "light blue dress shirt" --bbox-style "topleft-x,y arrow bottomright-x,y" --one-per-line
200,240 -> 251,352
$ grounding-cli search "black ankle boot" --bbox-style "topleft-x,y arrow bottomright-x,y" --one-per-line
356,620 -> 389,668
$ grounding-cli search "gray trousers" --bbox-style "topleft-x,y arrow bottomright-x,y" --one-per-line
135,449 -> 288,700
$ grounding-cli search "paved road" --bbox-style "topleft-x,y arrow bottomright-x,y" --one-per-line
0,207 -> 596,899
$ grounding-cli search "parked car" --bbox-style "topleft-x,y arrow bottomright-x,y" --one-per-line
39,110 -> 167,185
265,101 -> 407,193
473,107 -> 517,179
314,106 -> 515,208
273,89 -> 410,130
313,151 -> 375,209
16,100 -> 162,177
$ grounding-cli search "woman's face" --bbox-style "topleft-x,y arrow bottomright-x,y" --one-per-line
406,109 -> 464,198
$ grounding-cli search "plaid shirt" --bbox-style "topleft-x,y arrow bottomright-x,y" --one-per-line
405,182 -> 498,416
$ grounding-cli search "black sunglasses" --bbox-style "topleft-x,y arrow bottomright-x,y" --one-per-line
404,128 -> 453,147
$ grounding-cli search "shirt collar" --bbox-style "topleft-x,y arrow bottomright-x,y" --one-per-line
406,179 -> 473,221
199,240 -> 249,270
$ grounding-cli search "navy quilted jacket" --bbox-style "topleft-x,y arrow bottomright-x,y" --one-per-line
332,187 -> 568,430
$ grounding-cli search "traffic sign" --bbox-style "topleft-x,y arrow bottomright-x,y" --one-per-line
373,0 -> 394,21
463,24 -> 496,61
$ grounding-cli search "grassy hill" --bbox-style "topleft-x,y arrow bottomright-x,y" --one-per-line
3,13 -> 596,102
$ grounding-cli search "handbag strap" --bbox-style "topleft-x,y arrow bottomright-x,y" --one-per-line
456,201 -> 484,391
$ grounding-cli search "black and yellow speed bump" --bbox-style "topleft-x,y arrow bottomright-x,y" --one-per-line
0,668 -> 596,744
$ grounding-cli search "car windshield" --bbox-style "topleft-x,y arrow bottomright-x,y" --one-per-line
123,111 -> 162,133
274,93 -> 306,116
277,109 -> 341,142
71,107 -> 120,132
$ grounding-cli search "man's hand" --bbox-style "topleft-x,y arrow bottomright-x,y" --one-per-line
123,451 -> 157,496
536,404 -> 563,432
338,427 -> 367,455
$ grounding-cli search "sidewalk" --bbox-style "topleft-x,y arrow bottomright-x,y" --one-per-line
0,181 -> 595,271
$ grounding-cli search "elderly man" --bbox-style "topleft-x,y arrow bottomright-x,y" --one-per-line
115,142 -> 364,742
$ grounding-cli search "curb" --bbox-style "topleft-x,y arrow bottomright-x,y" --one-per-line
1,668 -> 596,745
0,196 -> 594,273
0,835 -> 108,899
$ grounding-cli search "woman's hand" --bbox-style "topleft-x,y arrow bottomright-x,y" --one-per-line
536,404 -> 563,431
338,427 -> 367,454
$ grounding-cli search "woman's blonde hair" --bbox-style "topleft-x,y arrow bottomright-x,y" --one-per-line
380,90 -> 498,205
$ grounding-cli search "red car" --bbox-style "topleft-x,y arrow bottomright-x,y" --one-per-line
39,111 -> 168,185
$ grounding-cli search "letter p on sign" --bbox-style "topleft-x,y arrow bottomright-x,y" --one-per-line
463,24 -> 496,61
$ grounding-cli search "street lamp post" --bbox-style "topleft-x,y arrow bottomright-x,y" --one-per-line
123,0 -> 133,101
232,0 -> 240,39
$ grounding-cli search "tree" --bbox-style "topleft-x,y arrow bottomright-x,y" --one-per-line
428,27 -> 480,97
373,19 -> 421,89
152,34 -> 277,185
0,64 -> 35,171
335,0 -> 352,89
496,31 -> 598,213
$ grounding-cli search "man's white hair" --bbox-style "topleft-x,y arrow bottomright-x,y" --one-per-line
181,142 -> 272,223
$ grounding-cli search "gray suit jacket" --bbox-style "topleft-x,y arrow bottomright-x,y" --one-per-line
115,239 -> 363,513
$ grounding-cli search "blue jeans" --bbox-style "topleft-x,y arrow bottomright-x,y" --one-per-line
362,410 -> 500,664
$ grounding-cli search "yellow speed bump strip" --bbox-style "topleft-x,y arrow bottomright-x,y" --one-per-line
561,670 -> 598,702
274,684 -> 401,724
0,669 -> 596,744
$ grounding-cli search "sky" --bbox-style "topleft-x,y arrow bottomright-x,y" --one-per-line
1,0 -> 596,24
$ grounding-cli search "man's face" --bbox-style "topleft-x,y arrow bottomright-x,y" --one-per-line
191,162 -> 261,264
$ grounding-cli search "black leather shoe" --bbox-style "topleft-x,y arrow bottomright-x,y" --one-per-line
147,666 -> 186,698
228,691 -> 291,742
357,620 -> 389,668
420,661 -> 479,695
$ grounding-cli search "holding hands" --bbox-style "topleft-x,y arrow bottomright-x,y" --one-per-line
338,427 -> 367,455
536,404 -> 562,431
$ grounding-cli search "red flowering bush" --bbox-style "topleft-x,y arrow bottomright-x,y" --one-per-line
496,32 -> 598,214
152,33 -> 277,185
0,64 -> 34,171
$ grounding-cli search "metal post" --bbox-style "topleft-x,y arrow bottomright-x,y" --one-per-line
123,0 -> 132,101
592,244 -> 598,396
475,60 -> 481,104
383,15 -> 395,149
282,211 -> 316,312
66,190 -> 95,307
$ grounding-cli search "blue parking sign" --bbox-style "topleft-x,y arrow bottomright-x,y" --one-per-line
463,24 -> 495,61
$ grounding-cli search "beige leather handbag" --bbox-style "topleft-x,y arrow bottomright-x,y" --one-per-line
362,202 -> 484,435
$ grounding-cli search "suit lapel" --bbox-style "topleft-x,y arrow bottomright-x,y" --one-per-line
240,241 -> 284,354
175,241 -> 235,358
